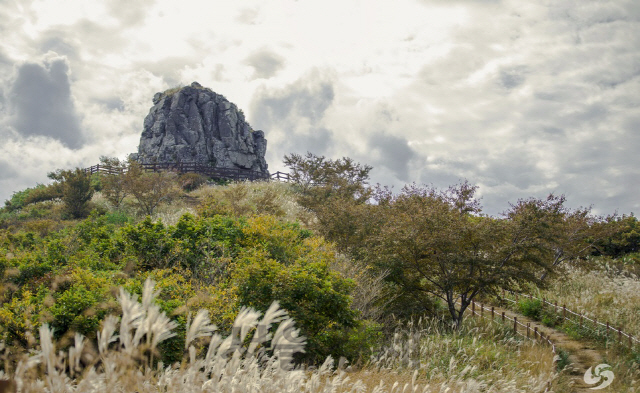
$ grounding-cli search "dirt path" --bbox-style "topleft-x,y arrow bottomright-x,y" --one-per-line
477,303 -> 604,392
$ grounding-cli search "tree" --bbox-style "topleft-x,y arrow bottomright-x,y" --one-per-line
283,152 -> 372,202
514,195 -> 610,281
591,215 -> 640,258
370,183 -> 582,328
47,168 -> 94,219
283,152 -> 375,256
124,160 -> 178,216
99,156 -> 129,207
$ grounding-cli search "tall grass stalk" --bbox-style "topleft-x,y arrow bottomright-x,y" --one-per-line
2,280 -> 556,392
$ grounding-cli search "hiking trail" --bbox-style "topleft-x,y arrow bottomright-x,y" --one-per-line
478,303 -> 606,392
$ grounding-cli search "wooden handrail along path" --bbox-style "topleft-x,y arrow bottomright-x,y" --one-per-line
460,299 -> 557,355
500,290 -> 639,350
83,162 -> 290,183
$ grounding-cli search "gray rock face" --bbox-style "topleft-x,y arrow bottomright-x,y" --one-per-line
135,82 -> 268,173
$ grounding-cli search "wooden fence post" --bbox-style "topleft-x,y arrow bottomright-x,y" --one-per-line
481,304 -> 484,317
563,305 -> 566,320
554,301 -> 557,313
534,327 -> 538,339
618,327 -> 622,343
527,323 -> 530,339
606,322 -> 610,337
514,317 -> 517,334
501,311 -> 505,323
472,301 -> 475,316
491,307 -> 494,320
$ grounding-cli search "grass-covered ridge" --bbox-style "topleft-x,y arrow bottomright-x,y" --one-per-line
1,153 -> 639,391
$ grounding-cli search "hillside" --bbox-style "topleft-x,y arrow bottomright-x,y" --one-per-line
0,153 -> 638,392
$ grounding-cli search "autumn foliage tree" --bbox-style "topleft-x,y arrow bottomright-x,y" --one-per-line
283,153 -> 607,327
283,152 -> 376,257
369,185 -> 596,328
123,160 -> 178,216
99,156 -> 128,207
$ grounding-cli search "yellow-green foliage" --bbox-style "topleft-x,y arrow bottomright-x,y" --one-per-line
0,207 -> 370,366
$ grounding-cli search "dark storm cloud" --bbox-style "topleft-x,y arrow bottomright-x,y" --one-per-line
498,67 -> 527,90
8,56 -> 84,149
245,49 -> 286,79
368,133 -> 416,182
251,72 -> 334,126
481,149 -> 545,190
250,71 -> 336,163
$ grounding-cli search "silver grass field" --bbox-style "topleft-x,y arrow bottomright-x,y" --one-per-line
0,278 -> 556,393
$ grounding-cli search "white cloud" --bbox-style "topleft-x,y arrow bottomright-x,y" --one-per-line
0,0 -> 638,215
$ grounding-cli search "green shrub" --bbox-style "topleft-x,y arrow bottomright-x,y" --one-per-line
541,311 -> 562,327
13,257 -> 53,286
4,184 -> 54,212
516,298 -> 542,320
49,283 -> 107,338
23,219 -> 59,237
170,213 -> 245,275
336,319 -> 384,364
121,217 -> 175,270
232,243 -> 359,364
555,347 -> 570,371
104,210 -> 133,226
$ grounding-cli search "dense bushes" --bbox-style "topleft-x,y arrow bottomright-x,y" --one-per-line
0,207 -> 376,365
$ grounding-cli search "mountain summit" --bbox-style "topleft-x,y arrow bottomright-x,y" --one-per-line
133,82 -> 268,173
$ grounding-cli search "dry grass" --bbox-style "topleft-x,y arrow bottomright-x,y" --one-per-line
365,317 -> 556,393
526,262 -> 640,392
536,263 -> 640,340
192,181 -> 314,224
0,280 -> 557,393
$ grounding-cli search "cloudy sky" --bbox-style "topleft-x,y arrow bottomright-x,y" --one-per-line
0,0 -> 638,215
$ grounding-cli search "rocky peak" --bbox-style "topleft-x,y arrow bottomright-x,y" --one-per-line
134,82 -> 268,173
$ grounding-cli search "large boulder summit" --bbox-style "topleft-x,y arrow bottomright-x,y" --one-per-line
134,82 -> 268,173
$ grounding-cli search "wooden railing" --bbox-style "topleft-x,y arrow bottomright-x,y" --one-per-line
83,162 -> 290,183
465,300 -> 557,354
500,290 -> 639,350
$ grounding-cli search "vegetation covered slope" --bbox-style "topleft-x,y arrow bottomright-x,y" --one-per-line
0,153 -> 638,392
